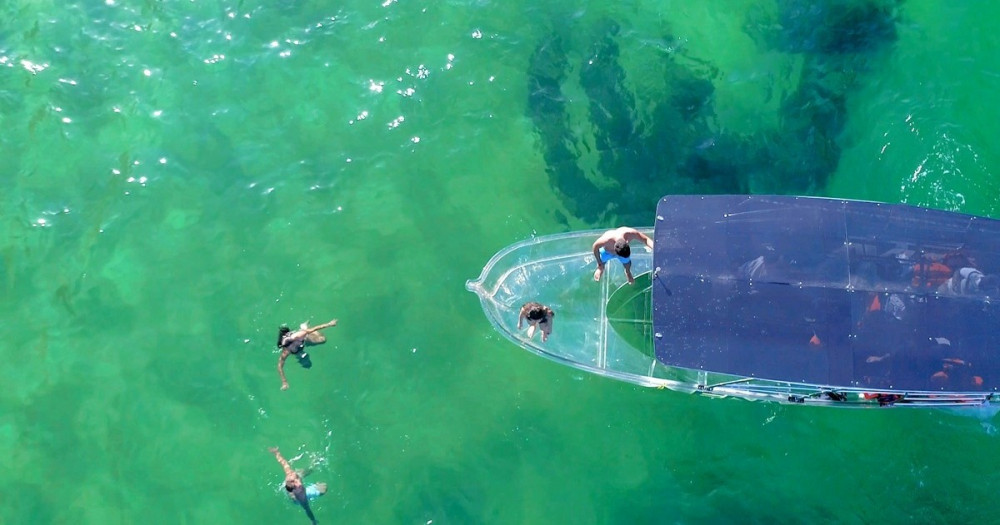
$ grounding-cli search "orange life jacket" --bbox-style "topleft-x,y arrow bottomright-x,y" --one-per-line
911,262 -> 951,288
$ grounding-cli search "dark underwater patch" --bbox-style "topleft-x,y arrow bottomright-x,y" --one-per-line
526,3 -> 901,223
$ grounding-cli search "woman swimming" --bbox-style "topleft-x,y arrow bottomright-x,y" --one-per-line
277,319 -> 337,390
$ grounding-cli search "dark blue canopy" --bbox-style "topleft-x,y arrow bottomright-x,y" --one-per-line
652,195 -> 1000,392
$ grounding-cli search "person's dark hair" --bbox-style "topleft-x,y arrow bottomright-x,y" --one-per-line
614,239 -> 630,258
527,305 -> 545,320
277,326 -> 291,347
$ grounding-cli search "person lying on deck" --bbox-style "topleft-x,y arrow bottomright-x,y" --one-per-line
938,267 -> 999,296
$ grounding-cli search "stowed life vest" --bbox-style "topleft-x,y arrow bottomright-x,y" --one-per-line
911,262 -> 951,288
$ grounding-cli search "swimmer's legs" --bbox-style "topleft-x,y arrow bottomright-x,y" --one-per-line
305,483 -> 327,500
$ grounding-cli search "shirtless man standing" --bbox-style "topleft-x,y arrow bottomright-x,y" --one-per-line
592,227 -> 654,284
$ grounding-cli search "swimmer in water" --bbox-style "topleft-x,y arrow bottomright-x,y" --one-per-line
270,447 -> 326,524
278,319 -> 337,390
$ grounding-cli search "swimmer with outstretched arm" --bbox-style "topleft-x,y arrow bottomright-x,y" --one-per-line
270,446 -> 326,523
277,319 -> 337,390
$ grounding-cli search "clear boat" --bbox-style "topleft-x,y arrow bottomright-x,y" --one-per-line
467,195 -> 1000,408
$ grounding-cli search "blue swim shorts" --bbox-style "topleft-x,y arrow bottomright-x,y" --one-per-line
599,246 -> 631,265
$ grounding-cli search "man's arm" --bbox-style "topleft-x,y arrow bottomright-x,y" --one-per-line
517,306 -> 527,329
592,239 -> 604,265
592,230 -> 617,259
270,447 -> 296,477
278,349 -> 291,390
592,239 -> 607,281
625,228 -> 654,249
285,319 -> 339,343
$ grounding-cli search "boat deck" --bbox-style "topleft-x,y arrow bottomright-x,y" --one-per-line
653,195 -> 1000,394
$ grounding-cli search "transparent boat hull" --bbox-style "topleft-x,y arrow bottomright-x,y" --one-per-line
467,229 -> 999,409
465,229 -> 702,391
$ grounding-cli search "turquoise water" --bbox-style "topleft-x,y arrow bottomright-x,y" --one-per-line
4,0 -> 1000,522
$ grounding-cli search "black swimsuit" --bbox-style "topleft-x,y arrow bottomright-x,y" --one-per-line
283,338 -> 305,354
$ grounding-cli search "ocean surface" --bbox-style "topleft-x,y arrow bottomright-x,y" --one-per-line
3,0 -> 1000,523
